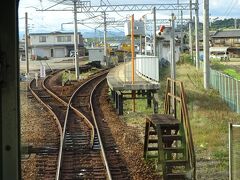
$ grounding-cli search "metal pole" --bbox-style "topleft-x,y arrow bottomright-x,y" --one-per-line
189,0 -> 193,60
180,10 -> 183,53
131,14 -> 136,112
140,35 -> 142,55
144,15 -> 147,55
103,11 -> 107,66
203,0 -> 210,89
234,18 -> 237,29
153,7 -> 156,56
229,122 -> 232,180
171,13 -> 176,114
131,14 -> 135,83
73,0 -> 80,79
171,13 -> 176,80
25,12 -> 29,75
195,0 -> 200,69
237,80 -> 239,113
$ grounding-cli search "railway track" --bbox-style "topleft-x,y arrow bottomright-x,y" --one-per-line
29,67 -> 131,179
29,70 -> 66,179
58,70 -> 110,179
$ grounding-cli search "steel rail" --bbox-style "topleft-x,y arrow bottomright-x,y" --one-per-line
29,77 -> 64,180
90,76 -> 112,180
42,69 -> 68,106
55,70 -> 108,179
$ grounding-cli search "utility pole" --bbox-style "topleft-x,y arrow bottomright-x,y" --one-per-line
189,0 -> 193,61
103,11 -> 107,66
153,7 -> 156,56
131,14 -> 136,112
203,0 -> 210,89
140,35 -> 142,55
73,0 -> 80,80
195,0 -> 200,69
234,18 -> 237,29
144,15 -> 147,55
131,14 -> 135,83
170,13 -> 176,80
170,13 -> 176,114
180,10 -> 183,53
25,12 -> 29,75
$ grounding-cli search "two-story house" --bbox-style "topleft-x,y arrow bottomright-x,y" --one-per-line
211,29 -> 240,57
29,31 -> 84,59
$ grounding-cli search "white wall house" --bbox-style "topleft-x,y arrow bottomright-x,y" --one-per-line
156,26 -> 181,63
29,31 -> 84,59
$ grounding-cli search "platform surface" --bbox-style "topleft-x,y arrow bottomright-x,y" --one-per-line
107,62 -> 160,91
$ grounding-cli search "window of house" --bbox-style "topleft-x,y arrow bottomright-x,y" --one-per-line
225,38 -> 231,44
57,36 -> 71,42
214,39 -> 225,44
39,36 -> 47,42
233,38 -> 240,43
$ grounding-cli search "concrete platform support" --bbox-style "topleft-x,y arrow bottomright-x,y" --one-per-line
147,90 -> 152,108
111,90 -> 115,101
115,91 -> 119,109
153,97 -> 158,114
116,91 -> 123,115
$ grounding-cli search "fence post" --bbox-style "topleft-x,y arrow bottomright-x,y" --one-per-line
229,122 -> 232,180
225,75 -> 227,102
232,78 -> 234,110
227,76 -> 231,107
218,71 -> 221,94
237,80 -> 239,113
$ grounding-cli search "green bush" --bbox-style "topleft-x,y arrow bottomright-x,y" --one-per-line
210,61 -> 226,71
178,53 -> 192,65
224,68 -> 240,80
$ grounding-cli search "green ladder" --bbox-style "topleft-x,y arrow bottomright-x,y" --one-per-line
144,114 -> 192,179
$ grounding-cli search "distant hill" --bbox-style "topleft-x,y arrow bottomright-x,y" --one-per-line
211,18 -> 240,30
18,29 -> 125,40
81,30 -> 125,38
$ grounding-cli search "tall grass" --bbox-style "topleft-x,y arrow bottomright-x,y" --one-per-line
121,61 -> 240,178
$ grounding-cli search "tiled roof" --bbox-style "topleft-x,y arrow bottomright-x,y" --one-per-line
211,29 -> 240,38
29,31 -> 82,36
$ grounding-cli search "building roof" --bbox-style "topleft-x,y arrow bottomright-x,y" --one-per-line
29,31 -> 82,36
211,29 -> 240,38
209,46 -> 230,52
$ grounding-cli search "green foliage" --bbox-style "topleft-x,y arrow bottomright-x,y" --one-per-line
211,18 -> 240,30
178,53 -> 193,65
212,149 -> 228,160
224,68 -> 240,80
210,61 -> 226,71
61,71 -> 69,85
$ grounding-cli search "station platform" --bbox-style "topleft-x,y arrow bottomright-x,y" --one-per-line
107,61 -> 160,91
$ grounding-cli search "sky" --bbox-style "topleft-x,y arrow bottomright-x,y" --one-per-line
18,0 -> 240,38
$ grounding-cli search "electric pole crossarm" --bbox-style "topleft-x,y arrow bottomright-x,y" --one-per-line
37,3 -> 196,12
80,3 -> 196,12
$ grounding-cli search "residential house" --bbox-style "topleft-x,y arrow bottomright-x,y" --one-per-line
156,26 -> 181,64
211,29 -> 240,57
29,31 -> 84,59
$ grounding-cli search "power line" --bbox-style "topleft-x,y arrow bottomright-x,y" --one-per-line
223,0 -> 236,17
225,0 -> 238,17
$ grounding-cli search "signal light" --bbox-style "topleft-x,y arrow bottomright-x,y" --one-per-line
159,25 -> 165,32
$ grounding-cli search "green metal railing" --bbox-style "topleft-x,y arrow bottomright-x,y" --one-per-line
210,69 -> 240,113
